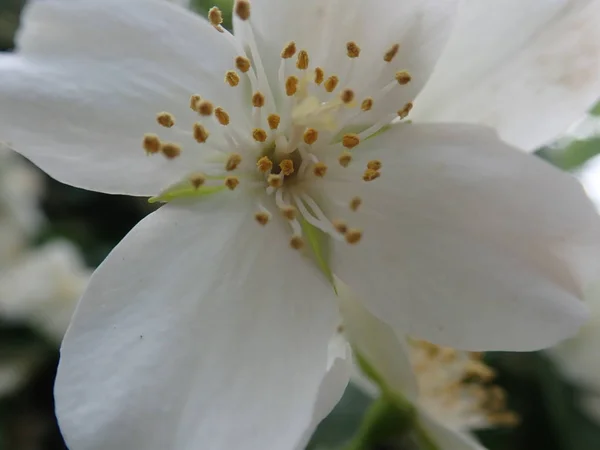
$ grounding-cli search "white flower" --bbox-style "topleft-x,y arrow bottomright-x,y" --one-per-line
0,0 -> 599,448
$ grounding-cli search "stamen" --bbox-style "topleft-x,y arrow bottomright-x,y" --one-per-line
280,205 -> 297,220
286,76 -> 299,96
346,41 -> 361,58
398,102 -> 414,119
161,143 -> 181,159
367,160 -> 382,171
324,76 -> 339,93
267,114 -> 281,130
279,159 -> 295,176
225,176 -> 240,190
363,169 -> 380,181
189,173 -> 206,189
290,235 -> 305,250
313,162 -> 328,177
338,152 -> 352,167
234,0 -> 251,20
235,56 -> 251,73
333,220 -> 348,234
345,229 -> 363,244
296,50 -> 309,70
342,134 -> 360,149
340,89 -> 355,104
395,71 -> 412,85
190,95 -> 201,111
143,134 -> 161,154
361,97 -> 374,111
303,128 -> 319,145
350,196 -> 362,211
214,107 -> 230,126
257,156 -> 273,173
225,71 -> 240,87
193,123 -> 210,143
208,7 -> 224,32
198,101 -> 214,116
267,174 -> 283,188
252,128 -> 268,142
384,43 -> 400,62
226,153 -> 242,171
252,91 -> 266,108
281,42 -> 297,59
314,67 -> 325,85
255,211 -> 271,226
156,112 -> 175,128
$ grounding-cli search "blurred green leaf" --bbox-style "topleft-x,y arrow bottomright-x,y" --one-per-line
537,137 -> 600,171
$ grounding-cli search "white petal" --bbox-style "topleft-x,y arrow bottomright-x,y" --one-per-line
413,0 -> 600,151
55,194 -> 338,450
324,123 -> 597,350
418,409 -> 485,450
0,0 -> 248,196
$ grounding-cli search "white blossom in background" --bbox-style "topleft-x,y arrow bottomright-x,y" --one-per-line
0,1 -> 600,449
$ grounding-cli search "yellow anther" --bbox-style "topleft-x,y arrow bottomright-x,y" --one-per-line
395,71 -> 412,85
143,134 -> 161,154
384,43 -> 400,62
193,123 -> 210,143
345,229 -> 362,244
235,0 -> 251,20
338,152 -> 352,168
363,169 -> 380,182
340,89 -> 355,104
190,95 -> 201,111
189,173 -> 206,189
156,112 -> 175,128
342,133 -> 360,149
280,205 -> 297,220
208,7 -> 224,31
367,160 -> 382,171
267,114 -> 281,130
397,102 -> 414,119
290,235 -> 305,250
198,100 -> 214,116
255,211 -> 271,226
235,56 -> 251,73
313,162 -> 328,177
252,128 -> 268,142
361,97 -> 374,111
252,91 -> 266,108
161,143 -> 181,159
333,220 -> 348,234
296,50 -> 309,70
257,156 -> 273,173
285,76 -> 299,96
303,128 -> 319,145
267,174 -> 283,188
281,42 -> 297,59
350,196 -> 362,211
346,41 -> 361,58
324,76 -> 339,93
225,176 -> 240,190
314,67 -> 324,85
226,153 -> 242,171
225,71 -> 240,87
214,107 -> 230,126
279,159 -> 295,176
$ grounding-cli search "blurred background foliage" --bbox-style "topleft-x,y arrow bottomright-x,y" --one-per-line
0,0 -> 600,449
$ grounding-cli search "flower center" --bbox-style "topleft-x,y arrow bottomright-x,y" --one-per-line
142,0 -> 415,251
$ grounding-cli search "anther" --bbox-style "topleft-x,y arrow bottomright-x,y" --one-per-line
285,76 -> 299,96
267,174 -> 282,188
397,102 -> 414,119
225,176 -> 240,190
333,220 -> 348,234
281,42 -> 297,59
142,134 -> 161,154
189,173 -> 206,189
193,123 -> 209,143
190,95 -> 201,111
225,71 -> 240,87
235,56 -> 251,73
257,156 -> 273,173
252,128 -> 268,142
361,97 -> 374,111
340,89 -> 355,104
234,0 -> 251,20
395,71 -> 412,85
314,67 -> 324,85
226,153 -> 242,171
252,91 -> 266,108
156,112 -> 175,128
214,107 -> 230,125
324,76 -> 339,93
338,152 -> 352,168
350,196 -> 362,211
313,162 -> 328,177
280,205 -> 297,220
303,128 -> 319,145
346,41 -> 361,58
345,229 -> 363,244
161,143 -> 181,159
279,159 -> 294,176
363,169 -> 380,181
296,50 -> 309,70
384,43 -> 400,62
367,160 -> 382,171
198,100 -> 214,116
290,235 -> 305,250
255,211 -> 271,226
208,7 -> 224,31
342,134 -> 360,149
267,114 -> 281,130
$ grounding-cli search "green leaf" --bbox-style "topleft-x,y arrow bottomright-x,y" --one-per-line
537,137 -> 600,171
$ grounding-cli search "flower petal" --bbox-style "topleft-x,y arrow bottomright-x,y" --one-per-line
413,0 -> 600,151
324,123 -> 598,350
55,193 -> 338,449
417,409 -> 485,450
0,0 -> 249,196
